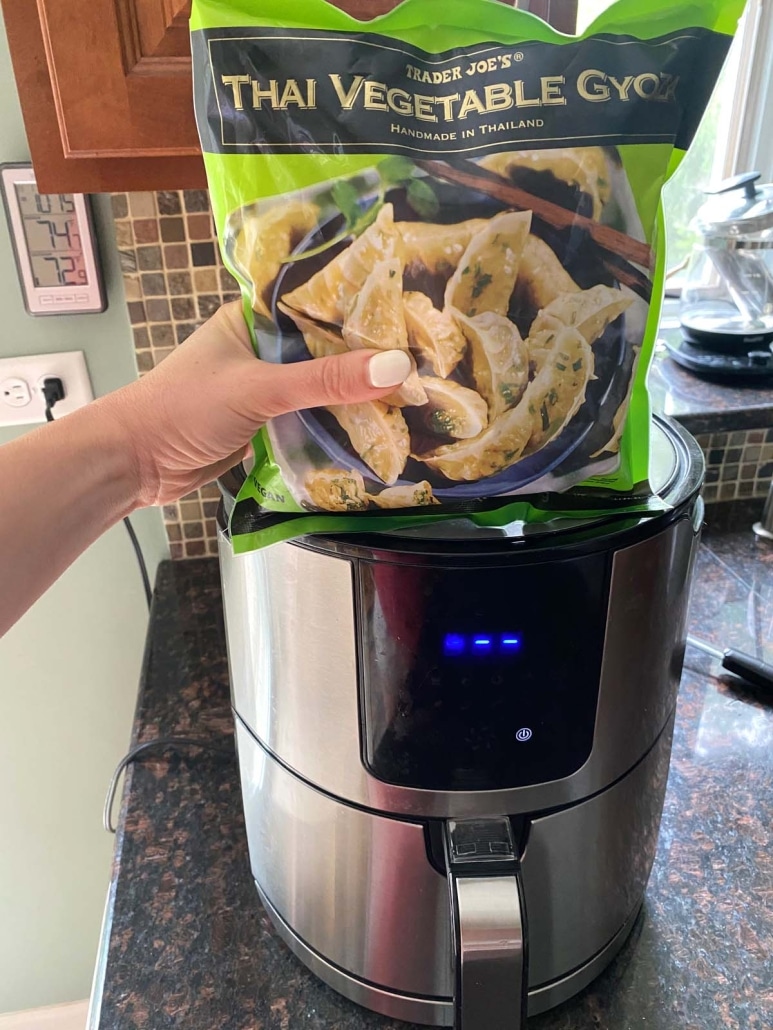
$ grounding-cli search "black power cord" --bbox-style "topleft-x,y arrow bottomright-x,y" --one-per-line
103,736 -> 234,833
39,385 -> 228,835
43,378 -> 153,610
122,516 -> 153,609
42,376 -> 65,415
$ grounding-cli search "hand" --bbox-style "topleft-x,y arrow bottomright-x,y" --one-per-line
102,301 -> 411,506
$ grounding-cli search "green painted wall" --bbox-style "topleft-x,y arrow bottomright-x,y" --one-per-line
0,10 -> 169,1014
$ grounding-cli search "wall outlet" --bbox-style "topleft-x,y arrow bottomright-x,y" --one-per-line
1,377 -> 32,408
0,352 -> 94,427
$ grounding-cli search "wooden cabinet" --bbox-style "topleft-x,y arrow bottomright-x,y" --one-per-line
1,0 -> 575,194
41,0 -> 195,160
2,0 -> 204,193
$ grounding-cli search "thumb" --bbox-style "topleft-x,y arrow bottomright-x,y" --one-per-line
252,349 -> 412,419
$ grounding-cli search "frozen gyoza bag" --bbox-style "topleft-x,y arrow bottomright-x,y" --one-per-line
190,0 -> 743,551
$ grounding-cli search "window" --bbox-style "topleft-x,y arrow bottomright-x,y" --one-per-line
576,1 -> 773,287
663,7 -> 759,280
662,44 -> 743,276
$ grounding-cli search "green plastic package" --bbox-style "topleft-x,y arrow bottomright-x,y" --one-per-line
190,0 -> 743,552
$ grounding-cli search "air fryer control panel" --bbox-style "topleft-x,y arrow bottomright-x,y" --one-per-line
358,554 -> 611,791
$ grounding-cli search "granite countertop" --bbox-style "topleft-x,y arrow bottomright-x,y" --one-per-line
90,501 -> 773,1030
649,327 -> 773,436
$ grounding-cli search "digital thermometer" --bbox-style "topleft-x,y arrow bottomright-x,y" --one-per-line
0,163 -> 105,316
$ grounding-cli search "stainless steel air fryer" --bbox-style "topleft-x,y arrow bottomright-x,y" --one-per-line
217,415 -> 704,1029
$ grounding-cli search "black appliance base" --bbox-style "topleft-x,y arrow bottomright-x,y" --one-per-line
666,336 -> 773,380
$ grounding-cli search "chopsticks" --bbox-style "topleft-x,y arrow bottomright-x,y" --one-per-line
418,159 -> 654,303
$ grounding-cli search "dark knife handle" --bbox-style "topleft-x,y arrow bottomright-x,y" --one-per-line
722,649 -> 773,692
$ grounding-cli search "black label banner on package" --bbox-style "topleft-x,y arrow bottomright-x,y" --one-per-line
192,26 -> 729,158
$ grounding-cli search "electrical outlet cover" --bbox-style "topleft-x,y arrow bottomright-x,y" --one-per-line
1,377 -> 32,407
0,352 -> 94,427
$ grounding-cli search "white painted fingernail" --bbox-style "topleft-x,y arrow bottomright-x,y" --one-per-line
368,350 -> 412,389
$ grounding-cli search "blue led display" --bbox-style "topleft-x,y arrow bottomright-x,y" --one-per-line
501,637 -> 522,651
443,634 -> 522,657
443,633 -> 466,656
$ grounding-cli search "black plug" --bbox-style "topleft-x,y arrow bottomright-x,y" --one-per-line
42,377 -> 65,422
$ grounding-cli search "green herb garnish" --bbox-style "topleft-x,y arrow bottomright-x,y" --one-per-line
430,411 -> 457,435
331,180 -> 361,228
471,266 -> 494,299
287,156 -> 439,264
378,156 -> 416,187
407,178 -> 440,219
499,382 -> 516,405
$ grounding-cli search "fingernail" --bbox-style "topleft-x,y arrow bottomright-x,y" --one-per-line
368,350 -> 412,389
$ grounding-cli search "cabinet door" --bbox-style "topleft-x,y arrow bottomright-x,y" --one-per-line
37,0 -> 198,159
518,1 -> 577,34
1,0 -> 204,192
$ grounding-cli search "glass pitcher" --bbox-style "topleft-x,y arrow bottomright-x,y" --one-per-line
680,172 -> 773,352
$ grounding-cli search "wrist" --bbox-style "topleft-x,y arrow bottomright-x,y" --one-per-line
81,389 -> 150,515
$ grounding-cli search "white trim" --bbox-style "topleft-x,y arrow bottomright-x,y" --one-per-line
0,1001 -> 88,1030
722,0 -> 773,179
721,0 -> 773,178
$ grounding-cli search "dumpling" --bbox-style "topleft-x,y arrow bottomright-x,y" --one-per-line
370,481 -> 440,508
418,327 -> 592,481
305,468 -> 369,511
445,210 -> 532,318
232,199 -> 319,319
478,147 -> 611,220
516,235 -> 581,311
404,292 -> 467,378
281,203 -> 401,326
417,401 -> 533,482
343,256 -> 409,352
523,327 -> 594,452
398,218 -> 488,276
285,310 -> 347,358
530,284 -> 633,345
453,311 -> 530,420
591,345 -> 641,457
343,257 -> 427,407
327,401 -> 410,485
417,377 -> 488,439
526,328 -> 560,375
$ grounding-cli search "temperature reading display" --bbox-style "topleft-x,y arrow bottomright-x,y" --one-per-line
1,163 -> 104,315
14,183 -> 88,289
444,633 -> 522,657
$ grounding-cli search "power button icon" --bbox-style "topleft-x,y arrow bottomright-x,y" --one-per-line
516,728 -> 533,743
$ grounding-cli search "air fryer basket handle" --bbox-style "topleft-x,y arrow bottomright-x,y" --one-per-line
444,818 -> 527,1029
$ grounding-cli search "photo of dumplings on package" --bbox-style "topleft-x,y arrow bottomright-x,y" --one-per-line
190,0 -> 743,551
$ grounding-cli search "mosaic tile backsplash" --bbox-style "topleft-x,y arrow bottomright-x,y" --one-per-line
694,428 -> 773,504
112,190 -> 241,559
111,190 -> 773,559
